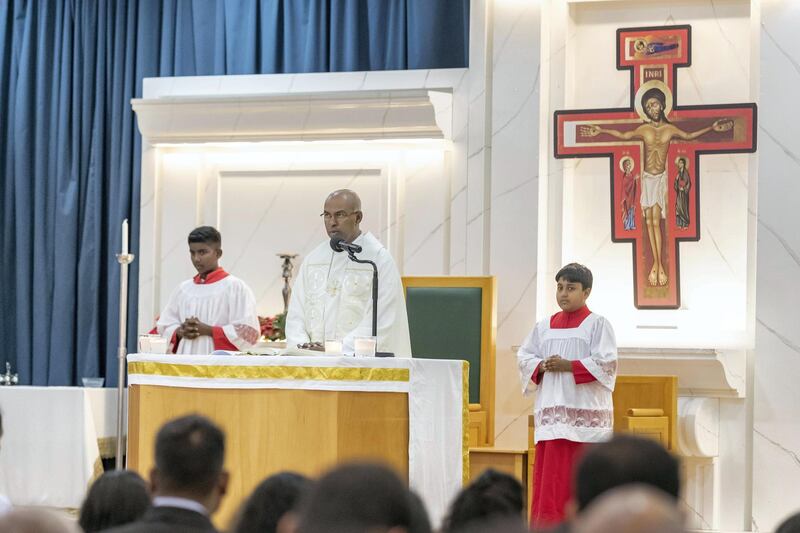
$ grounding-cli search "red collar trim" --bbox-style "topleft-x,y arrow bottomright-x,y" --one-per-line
550,305 -> 591,329
193,267 -> 229,285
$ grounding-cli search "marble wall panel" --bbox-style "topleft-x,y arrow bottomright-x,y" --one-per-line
490,0 -> 542,448
752,1 -> 800,530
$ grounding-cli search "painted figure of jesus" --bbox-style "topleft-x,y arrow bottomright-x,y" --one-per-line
580,88 -> 732,286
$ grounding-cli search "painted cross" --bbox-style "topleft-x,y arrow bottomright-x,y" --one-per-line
555,25 -> 756,309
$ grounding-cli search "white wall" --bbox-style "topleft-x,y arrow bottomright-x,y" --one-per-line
752,1 -> 800,530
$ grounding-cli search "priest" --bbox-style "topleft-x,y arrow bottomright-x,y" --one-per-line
285,189 -> 412,357
157,226 -> 260,354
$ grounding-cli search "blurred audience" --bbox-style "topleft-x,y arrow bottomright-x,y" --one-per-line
231,472 -> 311,533
572,485 -> 685,533
777,511 -> 800,533
78,470 -> 150,532
440,469 -> 524,533
103,414 -> 228,533
0,509 -> 73,533
574,434 -> 680,513
294,462 -> 425,533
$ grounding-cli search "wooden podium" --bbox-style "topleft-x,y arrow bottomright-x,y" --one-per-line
126,354 -> 468,528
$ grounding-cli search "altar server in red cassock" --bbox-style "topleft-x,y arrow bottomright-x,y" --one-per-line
157,226 -> 260,354
517,263 -> 618,528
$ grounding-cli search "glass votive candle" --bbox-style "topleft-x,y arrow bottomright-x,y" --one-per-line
353,336 -> 377,357
324,340 -> 343,355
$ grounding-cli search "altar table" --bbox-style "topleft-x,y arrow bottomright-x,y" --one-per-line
127,354 -> 469,527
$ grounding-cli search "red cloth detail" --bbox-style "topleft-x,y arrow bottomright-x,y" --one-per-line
550,306 -> 591,329
531,361 -> 544,384
572,360 -> 597,384
531,439 -> 586,528
193,267 -> 229,285
212,326 -> 238,351
169,330 -> 179,354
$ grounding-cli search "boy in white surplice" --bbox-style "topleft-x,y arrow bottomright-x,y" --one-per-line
157,226 -> 260,354
517,263 -> 618,528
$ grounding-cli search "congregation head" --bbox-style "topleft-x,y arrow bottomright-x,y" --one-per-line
0,509 -> 72,533
232,471 -> 312,533
78,470 -> 150,532
574,434 -> 680,513
776,511 -> 800,533
151,414 -> 228,507
572,484 -> 685,533
295,462 -> 418,533
440,469 -> 524,533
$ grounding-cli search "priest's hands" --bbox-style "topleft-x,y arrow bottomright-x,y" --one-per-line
298,342 -> 324,351
178,317 -> 213,340
541,355 -> 572,373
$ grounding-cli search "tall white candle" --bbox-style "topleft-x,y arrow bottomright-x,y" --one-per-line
122,218 -> 129,255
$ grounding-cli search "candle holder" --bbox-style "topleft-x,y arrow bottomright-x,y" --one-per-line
0,362 -> 19,386
276,253 -> 298,314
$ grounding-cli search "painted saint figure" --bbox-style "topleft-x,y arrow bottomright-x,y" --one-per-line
620,157 -> 639,231
674,157 -> 691,228
581,87 -> 732,287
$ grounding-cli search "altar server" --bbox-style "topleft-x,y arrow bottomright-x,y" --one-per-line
285,189 -> 411,357
157,226 -> 259,354
517,263 -> 618,527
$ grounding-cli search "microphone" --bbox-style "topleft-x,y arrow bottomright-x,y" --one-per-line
329,238 -> 362,255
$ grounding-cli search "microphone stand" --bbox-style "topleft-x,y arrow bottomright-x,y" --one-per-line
346,252 -> 378,339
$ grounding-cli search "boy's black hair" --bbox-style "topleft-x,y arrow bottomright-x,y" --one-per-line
188,226 -> 221,246
555,263 -> 593,290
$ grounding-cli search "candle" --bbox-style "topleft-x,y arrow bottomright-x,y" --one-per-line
354,336 -> 377,358
122,218 -> 129,255
324,340 -> 343,355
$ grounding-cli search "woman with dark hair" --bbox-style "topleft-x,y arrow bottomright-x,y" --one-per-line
78,470 -> 150,532
232,471 -> 312,533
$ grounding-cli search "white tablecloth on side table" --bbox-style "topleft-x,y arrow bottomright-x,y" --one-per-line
0,387 -> 127,508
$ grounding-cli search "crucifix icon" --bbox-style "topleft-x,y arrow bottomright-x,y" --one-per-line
555,25 -> 756,309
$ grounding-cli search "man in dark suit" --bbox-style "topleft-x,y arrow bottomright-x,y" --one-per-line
104,414 -> 228,533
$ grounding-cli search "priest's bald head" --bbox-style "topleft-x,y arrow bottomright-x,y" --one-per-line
322,189 -> 363,243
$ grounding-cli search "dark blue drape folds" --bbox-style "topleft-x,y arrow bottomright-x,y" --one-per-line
0,0 -> 469,386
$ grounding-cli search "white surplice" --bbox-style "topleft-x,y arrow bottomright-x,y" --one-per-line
157,273 -> 260,354
285,232 -> 412,357
517,312 -> 618,443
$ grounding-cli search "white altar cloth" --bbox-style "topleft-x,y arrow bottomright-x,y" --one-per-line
0,387 -> 126,508
127,353 -> 468,525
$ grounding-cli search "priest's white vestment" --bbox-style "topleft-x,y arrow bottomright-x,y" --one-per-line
286,232 -> 412,357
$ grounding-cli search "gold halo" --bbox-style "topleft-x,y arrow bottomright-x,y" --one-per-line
619,156 -> 635,171
634,80 -> 674,123
674,155 -> 689,169
634,39 -> 647,53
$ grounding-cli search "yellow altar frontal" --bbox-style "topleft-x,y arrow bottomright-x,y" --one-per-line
126,354 -> 469,528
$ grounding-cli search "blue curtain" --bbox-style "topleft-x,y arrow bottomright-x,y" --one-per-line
0,0 -> 469,386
